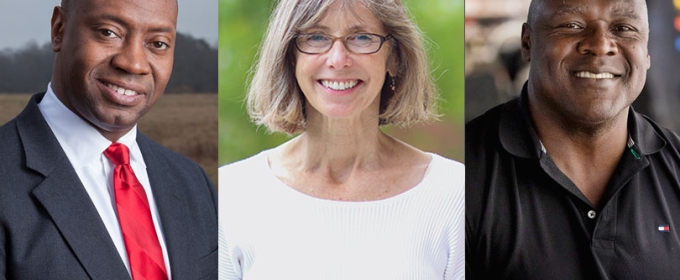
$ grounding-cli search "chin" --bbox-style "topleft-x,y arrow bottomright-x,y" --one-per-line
93,110 -> 141,130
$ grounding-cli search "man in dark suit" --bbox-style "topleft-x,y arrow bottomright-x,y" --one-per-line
0,0 -> 217,279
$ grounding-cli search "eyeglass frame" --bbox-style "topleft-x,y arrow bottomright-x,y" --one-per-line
292,32 -> 394,55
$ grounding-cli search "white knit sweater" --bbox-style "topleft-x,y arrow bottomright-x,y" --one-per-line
218,150 -> 465,280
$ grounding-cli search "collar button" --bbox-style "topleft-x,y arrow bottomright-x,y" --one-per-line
587,210 -> 597,219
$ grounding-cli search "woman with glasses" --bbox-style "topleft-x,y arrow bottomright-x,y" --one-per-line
219,0 -> 464,279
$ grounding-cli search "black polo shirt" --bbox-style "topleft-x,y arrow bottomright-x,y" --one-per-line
466,88 -> 680,280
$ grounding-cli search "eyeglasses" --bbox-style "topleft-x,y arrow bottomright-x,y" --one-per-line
293,33 -> 393,54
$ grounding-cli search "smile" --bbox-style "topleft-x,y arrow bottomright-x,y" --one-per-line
320,80 -> 359,91
106,83 -> 139,96
574,71 -> 617,79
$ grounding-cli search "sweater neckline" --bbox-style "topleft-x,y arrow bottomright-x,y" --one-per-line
256,149 -> 439,206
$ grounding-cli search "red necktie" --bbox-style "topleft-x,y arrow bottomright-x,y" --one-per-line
105,143 -> 168,280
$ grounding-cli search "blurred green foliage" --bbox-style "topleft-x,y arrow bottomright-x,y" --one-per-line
219,0 -> 464,165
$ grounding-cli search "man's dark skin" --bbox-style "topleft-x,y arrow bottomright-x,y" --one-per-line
521,0 -> 651,206
52,0 -> 177,142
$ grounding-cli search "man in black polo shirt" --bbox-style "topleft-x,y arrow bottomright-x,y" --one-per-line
466,0 -> 680,279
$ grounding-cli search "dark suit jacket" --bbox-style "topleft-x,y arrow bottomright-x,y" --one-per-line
0,93 -> 218,279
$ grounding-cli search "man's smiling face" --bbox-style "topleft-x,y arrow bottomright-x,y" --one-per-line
522,0 -> 650,127
51,0 -> 177,141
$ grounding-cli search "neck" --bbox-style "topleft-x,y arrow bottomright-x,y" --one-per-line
278,110 -> 397,184
529,97 -> 629,160
528,93 -> 629,206
293,126 -> 389,170
50,80 -> 129,143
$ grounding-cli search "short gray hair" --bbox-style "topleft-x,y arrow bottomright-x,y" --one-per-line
247,0 -> 438,134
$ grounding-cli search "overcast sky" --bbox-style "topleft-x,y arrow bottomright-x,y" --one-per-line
0,0 -> 217,51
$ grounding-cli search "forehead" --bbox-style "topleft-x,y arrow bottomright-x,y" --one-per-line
304,0 -> 384,33
537,0 -> 647,21
69,0 -> 177,28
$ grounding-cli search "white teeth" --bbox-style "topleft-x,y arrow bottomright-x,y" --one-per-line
107,83 -> 138,96
575,71 -> 615,79
321,80 -> 359,91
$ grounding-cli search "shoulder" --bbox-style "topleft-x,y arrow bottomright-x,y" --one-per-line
0,94 -> 41,157
0,94 -> 44,177
643,115 -> 680,145
137,133 -> 205,172
427,154 -> 465,184
419,154 -> 465,206
633,110 -> 680,158
136,133 -> 216,201
219,150 -> 269,181
218,150 -> 272,199
0,118 -> 21,158
466,102 -> 505,150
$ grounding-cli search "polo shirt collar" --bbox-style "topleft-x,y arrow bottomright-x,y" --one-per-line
498,83 -> 543,159
628,107 -> 666,155
499,82 -> 666,159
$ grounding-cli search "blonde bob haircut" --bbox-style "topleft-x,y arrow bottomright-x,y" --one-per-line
247,0 -> 438,134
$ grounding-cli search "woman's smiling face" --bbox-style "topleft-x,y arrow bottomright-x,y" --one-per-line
294,0 -> 393,121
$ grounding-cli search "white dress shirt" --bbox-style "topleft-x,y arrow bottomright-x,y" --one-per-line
38,84 -> 172,278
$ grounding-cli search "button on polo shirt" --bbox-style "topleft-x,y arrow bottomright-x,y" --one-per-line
466,85 -> 680,280
587,210 -> 596,219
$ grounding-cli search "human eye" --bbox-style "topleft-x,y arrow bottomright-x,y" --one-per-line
97,28 -> 119,38
149,41 -> 170,50
559,22 -> 583,29
301,34 -> 330,46
308,34 -> 328,42
348,33 -> 378,46
610,23 -> 642,39
612,24 -> 636,32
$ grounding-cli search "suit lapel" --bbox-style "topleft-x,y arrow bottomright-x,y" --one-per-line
18,94 -> 130,280
138,134 -> 193,279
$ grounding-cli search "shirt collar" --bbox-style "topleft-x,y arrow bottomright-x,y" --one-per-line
499,82 -> 666,158
628,107 -> 666,155
37,83 -> 142,168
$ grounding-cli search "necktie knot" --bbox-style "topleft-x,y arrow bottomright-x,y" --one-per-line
105,143 -> 130,166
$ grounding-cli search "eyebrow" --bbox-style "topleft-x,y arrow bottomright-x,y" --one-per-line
95,14 -> 175,34
551,4 -> 641,21
610,7 -> 642,21
305,24 -> 375,34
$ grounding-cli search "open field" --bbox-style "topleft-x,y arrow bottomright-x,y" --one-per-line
0,93 -> 218,186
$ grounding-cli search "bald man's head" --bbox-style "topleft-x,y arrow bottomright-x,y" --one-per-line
527,0 -> 542,26
60,0 -> 178,17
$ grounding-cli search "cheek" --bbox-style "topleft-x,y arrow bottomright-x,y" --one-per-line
535,36 -> 571,63
629,50 -> 650,77
153,61 -> 174,86
294,57 -> 317,85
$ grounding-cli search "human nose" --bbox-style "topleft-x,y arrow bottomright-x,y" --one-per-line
577,24 -> 618,56
326,39 -> 352,69
111,37 -> 151,75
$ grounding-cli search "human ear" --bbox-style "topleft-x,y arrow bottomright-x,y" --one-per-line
521,23 -> 531,62
387,47 -> 399,77
646,53 -> 651,70
51,7 -> 65,53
